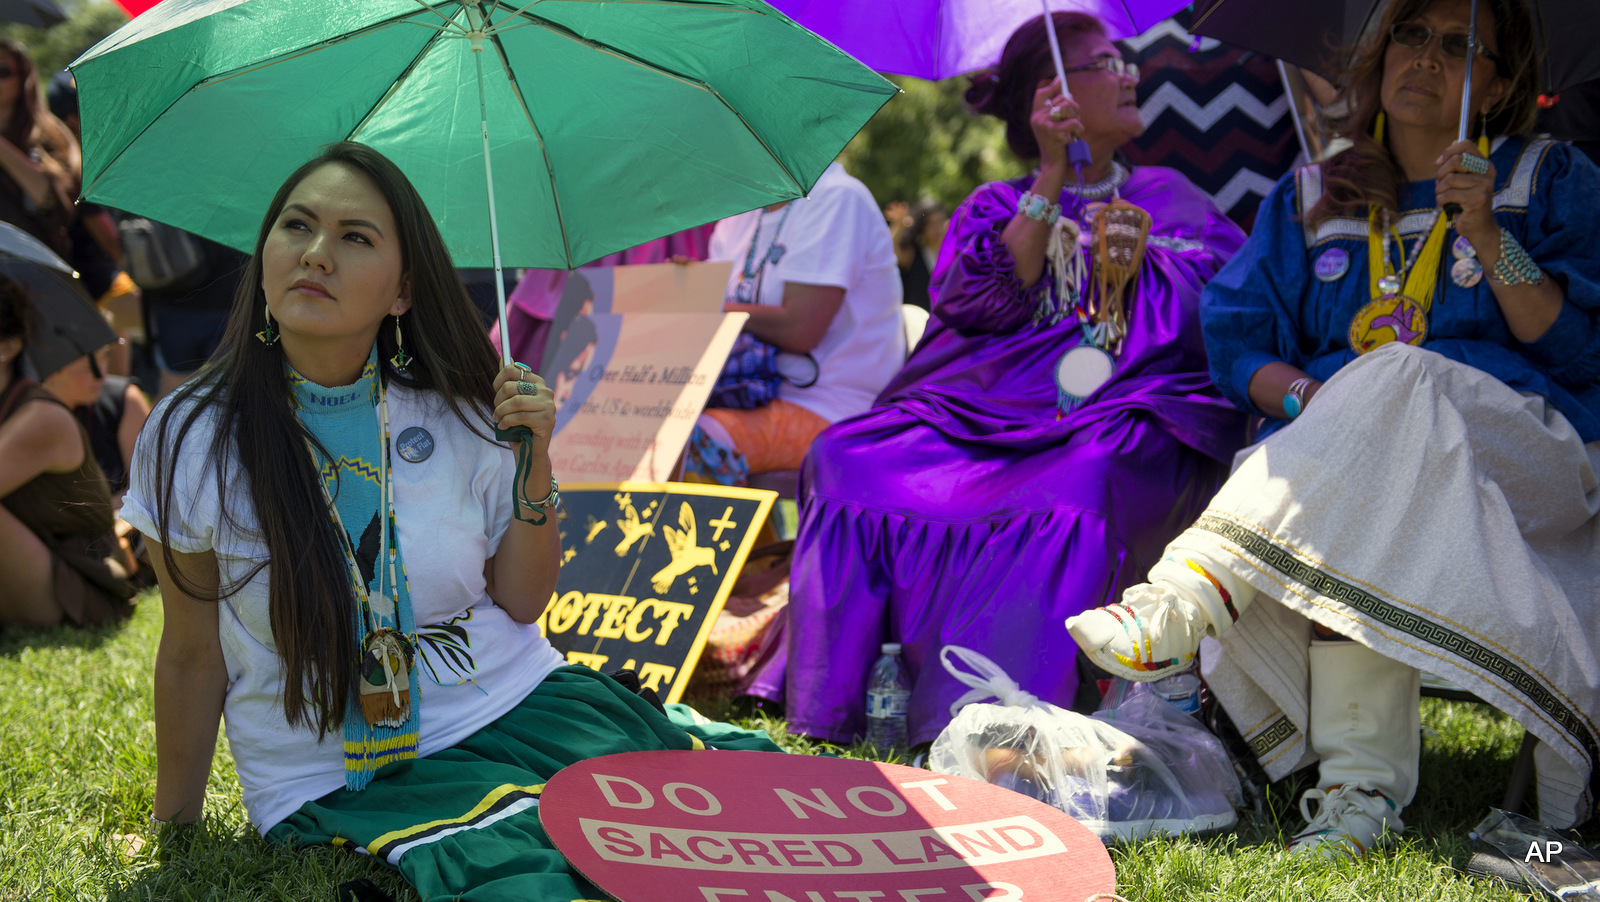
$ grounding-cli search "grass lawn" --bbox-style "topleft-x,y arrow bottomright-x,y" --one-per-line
2,594 -> 1591,901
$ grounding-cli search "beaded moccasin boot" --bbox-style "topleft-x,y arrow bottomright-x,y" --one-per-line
1065,555 -> 1250,681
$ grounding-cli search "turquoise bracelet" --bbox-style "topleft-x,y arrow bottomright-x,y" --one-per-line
1487,229 -> 1544,286
1017,191 -> 1061,225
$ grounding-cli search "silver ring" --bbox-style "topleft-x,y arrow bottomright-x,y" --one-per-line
1460,153 -> 1490,175
517,380 -> 539,396
1050,105 -> 1065,121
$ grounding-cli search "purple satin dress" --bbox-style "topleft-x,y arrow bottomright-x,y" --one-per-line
765,167 -> 1250,744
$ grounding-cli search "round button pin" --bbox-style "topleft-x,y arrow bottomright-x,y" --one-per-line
1451,257 -> 1483,289
396,426 -> 435,463
1452,234 -> 1477,260
1314,247 -> 1350,282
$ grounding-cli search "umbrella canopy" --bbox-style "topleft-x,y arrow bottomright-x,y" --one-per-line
0,0 -> 65,29
0,221 -> 117,379
1190,0 -> 1597,94
70,0 -> 897,270
765,0 -> 1190,80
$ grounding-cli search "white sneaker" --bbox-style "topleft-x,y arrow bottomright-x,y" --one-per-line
1065,583 -> 1208,682
1288,784 -> 1403,859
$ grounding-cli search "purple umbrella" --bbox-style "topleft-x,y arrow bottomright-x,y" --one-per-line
766,0 -> 1189,81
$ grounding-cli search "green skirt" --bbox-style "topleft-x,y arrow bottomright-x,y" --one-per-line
267,666 -> 783,902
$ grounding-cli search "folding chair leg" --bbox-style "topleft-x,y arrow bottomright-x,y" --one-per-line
1502,730 -> 1538,815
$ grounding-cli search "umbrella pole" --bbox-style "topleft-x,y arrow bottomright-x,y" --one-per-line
1277,59 -> 1314,164
470,29 -> 514,367
1040,0 -> 1072,98
1458,0 -> 1477,145
1444,0 -> 1478,217
469,19 -> 545,525
1038,0 -> 1093,174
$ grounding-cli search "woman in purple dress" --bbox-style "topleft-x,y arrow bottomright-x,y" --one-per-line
767,12 -> 1251,745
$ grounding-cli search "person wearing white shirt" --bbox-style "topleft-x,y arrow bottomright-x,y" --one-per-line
690,162 -> 905,484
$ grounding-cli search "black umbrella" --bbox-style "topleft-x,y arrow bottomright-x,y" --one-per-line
1190,0 -> 1595,94
0,221 -> 117,379
0,0 -> 65,29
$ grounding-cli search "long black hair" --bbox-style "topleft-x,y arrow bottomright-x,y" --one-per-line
144,142 -> 499,736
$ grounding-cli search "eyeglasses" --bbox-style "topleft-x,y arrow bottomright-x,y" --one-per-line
1062,56 -> 1139,81
1389,22 -> 1500,62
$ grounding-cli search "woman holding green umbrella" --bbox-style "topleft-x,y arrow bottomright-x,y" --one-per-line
124,143 -> 781,898
1068,0 -> 1600,855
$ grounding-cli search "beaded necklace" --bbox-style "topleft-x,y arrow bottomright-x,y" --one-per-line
1062,161 -> 1129,200
295,356 -> 419,790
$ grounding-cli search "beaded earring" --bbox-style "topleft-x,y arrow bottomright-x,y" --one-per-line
389,314 -> 413,374
255,304 -> 279,345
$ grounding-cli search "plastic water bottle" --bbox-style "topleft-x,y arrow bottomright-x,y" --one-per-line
866,643 -> 911,750
1152,668 -> 1203,717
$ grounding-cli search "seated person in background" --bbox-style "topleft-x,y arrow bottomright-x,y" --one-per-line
686,161 -> 905,485
0,40 -> 76,257
48,69 -> 142,378
0,276 -> 136,629
1068,0 -> 1600,855
124,143 -> 779,899
121,222 -> 248,398
41,343 -> 151,499
890,198 -> 949,311
767,12 -> 1249,744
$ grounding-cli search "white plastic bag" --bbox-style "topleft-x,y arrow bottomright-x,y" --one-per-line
928,646 -> 1241,842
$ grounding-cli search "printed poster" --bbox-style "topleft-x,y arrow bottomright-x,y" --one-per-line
541,262 -> 742,483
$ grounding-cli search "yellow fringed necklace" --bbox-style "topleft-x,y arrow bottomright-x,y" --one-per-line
1349,131 -> 1491,354
1348,205 -> 1447,353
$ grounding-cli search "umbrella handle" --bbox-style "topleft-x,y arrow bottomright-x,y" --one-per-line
496,424 -> 550,525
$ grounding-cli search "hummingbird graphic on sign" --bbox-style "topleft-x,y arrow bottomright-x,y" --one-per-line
650,503 -> 718,593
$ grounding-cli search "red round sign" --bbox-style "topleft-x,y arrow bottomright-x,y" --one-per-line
541,750 -> 1116,902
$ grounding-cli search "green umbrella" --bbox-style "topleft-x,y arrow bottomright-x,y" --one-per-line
70,0 -> 896,363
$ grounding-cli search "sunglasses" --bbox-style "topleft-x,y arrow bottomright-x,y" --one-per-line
1389,22 -> 1500,62
1062,56 -> 1139,81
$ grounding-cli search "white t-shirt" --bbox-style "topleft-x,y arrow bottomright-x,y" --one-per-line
709,162 -> 905,423
122,384 -> 565,833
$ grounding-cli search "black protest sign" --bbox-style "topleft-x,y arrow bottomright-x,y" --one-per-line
538,482 -> 776,703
